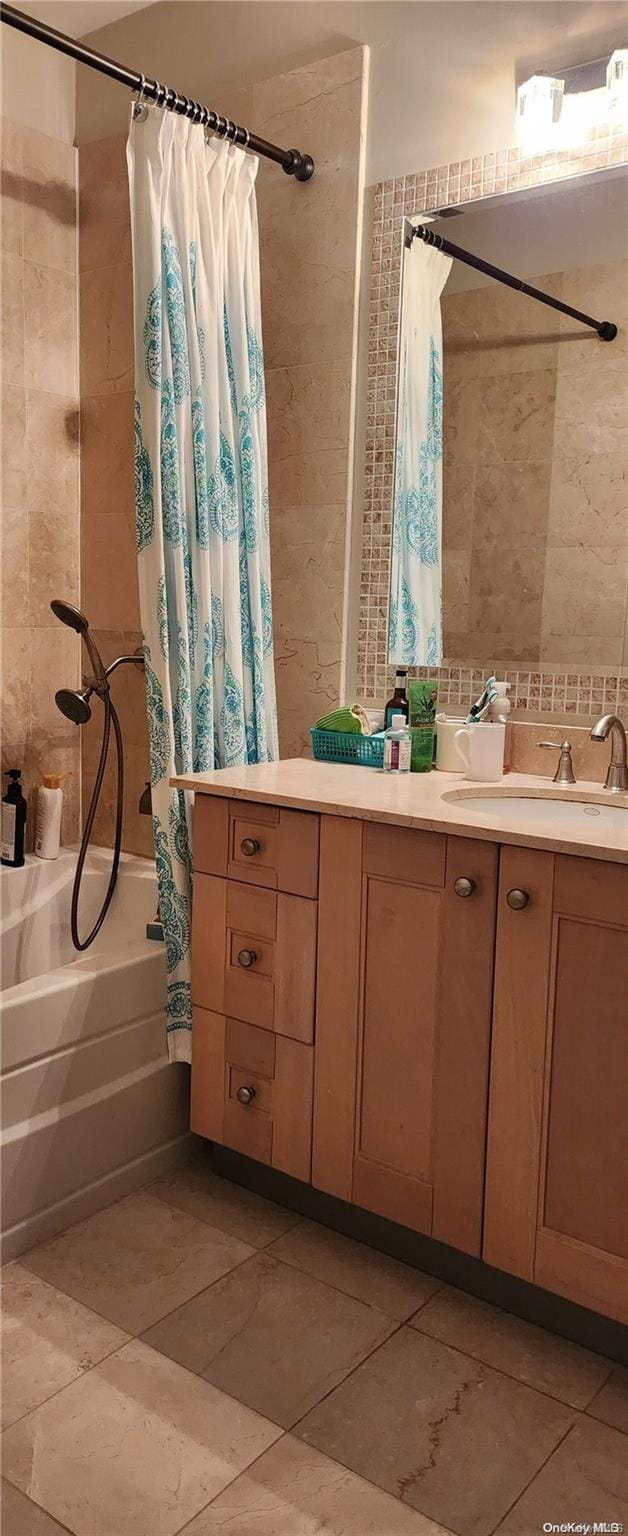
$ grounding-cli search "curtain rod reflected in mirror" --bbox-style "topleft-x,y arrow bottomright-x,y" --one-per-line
408,223 -> 618,340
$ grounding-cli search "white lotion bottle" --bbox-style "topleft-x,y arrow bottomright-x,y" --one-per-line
35,773 -> 67,860
489,682 -> 512,772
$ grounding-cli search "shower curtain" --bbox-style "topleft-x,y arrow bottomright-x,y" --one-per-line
389,238 -> 452,667
127,107 -> 278,1062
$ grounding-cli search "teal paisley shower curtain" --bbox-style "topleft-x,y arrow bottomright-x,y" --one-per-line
389,238 -> 452,666
127,107 -> 278,1062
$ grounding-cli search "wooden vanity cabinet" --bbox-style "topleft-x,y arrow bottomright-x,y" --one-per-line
312,817 -> 499,1256
190,790 -> 628,1325
483,848 -> 628,1325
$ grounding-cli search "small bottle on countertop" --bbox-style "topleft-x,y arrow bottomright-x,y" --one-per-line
384,668 -> 409,729
383,714 -> 411,774
35,772 -> 68,860
1,768 -> 27,867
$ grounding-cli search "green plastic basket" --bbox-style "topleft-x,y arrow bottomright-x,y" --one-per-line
310,728 -> 385,768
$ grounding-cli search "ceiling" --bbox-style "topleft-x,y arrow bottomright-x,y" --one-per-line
14,0 -> 154,37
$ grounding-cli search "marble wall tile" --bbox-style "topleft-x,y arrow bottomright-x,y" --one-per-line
0,626 -> 32,768
472,462 -> 552,547
1,248 -> 25,385
79,262 -> 134,395
442,463 -> 475,549
28,508 -> 80,627
266,360 -> 353,462
558,261 -> 628,371
443,376 -> 480,465
1,122 -> 80,843
25,391 -> 79,517
23,262 -> 77,395
79,133 -> 131,272
80,393 -> 135,518
541,545 -> 628,643
469,541 -> 546,642
81,511 -> 141,631
1,118 -> 23,257
1,382 -> 26,509
269,446 -> 349,510
547,451 -> 627,551
442,547 -> 471,636
0,1480 -> 70,1534
476,369 -> 556,464
553,357 -> 628,459
1,505 -> 29,627
22,127 -> 77,275
254,49 -> 365,371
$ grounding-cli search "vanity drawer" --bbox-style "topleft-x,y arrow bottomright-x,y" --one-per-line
192,874 -> 317,1043
191,1009 -> 314,1181
194,795 -> 319,898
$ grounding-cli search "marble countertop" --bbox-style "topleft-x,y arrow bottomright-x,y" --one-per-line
172,759 -> 628,864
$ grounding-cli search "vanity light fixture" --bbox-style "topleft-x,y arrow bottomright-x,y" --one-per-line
516,72 -> 564,151
607,48 -> 628,117
516,50 -> 628,151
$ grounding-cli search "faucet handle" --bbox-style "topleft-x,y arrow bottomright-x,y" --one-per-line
537,740 -> 576,785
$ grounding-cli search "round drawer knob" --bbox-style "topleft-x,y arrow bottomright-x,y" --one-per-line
454,876 -> 476,898
237,948 -> 257,968
236,1085 -> 256,1106
241,838 -> 260,857
506,888 -> 530,910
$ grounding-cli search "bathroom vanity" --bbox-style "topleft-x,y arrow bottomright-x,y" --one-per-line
173,760 -> 628,1330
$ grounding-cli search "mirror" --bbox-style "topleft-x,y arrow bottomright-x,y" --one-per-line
389,167 -> 628,670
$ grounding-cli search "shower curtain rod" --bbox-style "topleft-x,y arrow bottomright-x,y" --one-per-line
0,1 -> 315,181
410,222 -> 617,340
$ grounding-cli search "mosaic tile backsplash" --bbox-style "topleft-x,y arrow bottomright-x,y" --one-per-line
357,126 -> 628,716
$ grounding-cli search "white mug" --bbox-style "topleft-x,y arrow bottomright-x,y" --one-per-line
453,721 -> 505,781
435,714 -> 467,772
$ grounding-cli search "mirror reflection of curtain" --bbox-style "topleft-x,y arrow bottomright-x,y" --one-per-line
388,239 -> 452,666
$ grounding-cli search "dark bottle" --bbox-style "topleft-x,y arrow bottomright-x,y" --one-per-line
384,668 -> 409,729
1,768 -> 27,867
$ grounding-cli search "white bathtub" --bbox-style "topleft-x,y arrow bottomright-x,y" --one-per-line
1,848 -> 190,1260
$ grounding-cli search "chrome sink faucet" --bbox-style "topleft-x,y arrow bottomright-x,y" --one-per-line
590,714 -> 628,793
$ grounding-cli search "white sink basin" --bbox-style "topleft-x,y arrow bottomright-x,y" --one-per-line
442,790 -> 628,829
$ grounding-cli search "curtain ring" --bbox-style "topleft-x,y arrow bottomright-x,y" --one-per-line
132,72 -> 148,122
241,126 -> 250,149
155,81 -> 166,109
165,85 -> 177,112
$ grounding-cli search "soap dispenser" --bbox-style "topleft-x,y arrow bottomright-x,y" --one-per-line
1,768 -> 27,867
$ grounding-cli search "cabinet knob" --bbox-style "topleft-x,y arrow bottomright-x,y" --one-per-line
454,876 -> 476,898
506,888 -> 530,910
236,1084 -> 256,1106
240,837 -> 260,857
237,948 -> 257,968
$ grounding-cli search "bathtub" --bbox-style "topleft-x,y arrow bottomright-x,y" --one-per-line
1,848 -> 190,1260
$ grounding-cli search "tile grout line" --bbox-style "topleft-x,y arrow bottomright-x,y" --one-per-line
1,1473 -> 76,1536
407,1312 -> 617,1416
486,1415 -> 581,1536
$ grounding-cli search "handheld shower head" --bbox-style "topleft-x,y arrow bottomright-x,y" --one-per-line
55,688 -> 93,726
50,600 -> 89,634
50,598 -> 107,688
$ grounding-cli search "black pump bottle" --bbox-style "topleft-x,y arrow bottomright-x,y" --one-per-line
1,768 -> 27,867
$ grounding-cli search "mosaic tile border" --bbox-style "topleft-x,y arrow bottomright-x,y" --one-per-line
357,124 -> 628,715
394,664 -> 628,719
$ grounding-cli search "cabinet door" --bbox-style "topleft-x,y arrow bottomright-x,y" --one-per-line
313,818 -> 498,1255
484,849 -> 628,1325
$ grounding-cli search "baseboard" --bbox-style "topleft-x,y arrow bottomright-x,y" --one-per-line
209,1144 -> 628,1367
1,1133 -> 193,1263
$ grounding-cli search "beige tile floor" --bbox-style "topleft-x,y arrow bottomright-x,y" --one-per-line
2,1156 -> 627,1536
